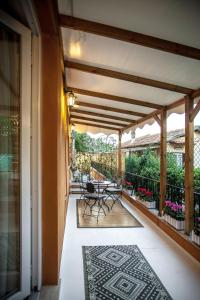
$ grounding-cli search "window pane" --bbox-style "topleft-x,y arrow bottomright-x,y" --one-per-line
0,22 -> 20,299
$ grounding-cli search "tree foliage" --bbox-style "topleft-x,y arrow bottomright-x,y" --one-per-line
75,132 -> 116,153
125,149 -> 200,191
166,153 -> 184,186
125,149 -> 187,187
75,132 -> 93,152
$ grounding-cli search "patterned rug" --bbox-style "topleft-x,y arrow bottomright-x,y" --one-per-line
77,200 -> 143,228
82,245 -> 172,300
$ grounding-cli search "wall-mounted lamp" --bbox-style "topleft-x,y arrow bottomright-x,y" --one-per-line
64,88 -> 77,107
71,123 -> 76,131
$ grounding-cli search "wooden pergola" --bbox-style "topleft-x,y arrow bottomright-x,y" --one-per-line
58,1 -> 200,235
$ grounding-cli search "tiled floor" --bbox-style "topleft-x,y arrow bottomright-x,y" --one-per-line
77,198 -> 142,228
59,194 -> 200,300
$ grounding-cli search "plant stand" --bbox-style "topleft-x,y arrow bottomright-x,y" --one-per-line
191,230 -> 200,246
163,214 -> 184,230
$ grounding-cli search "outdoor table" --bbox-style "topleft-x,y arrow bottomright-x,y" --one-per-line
92,180 -> 111,191
90,180 -> 112,213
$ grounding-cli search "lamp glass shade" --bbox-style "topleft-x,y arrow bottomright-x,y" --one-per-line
68,91 -> 75,107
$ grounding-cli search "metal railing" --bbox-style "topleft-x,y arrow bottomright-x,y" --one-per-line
124,171 -> 160,210
90,162 -> 200,236
194,191 -> 200,233
91,161 -> 116,180
166,183 -> 185,205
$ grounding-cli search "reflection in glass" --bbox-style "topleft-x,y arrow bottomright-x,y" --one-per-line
0,23 -> 20,299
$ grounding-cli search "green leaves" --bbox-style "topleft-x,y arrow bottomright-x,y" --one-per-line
75,133 -> 116,153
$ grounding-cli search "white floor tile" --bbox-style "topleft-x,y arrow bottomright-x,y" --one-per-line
59,195 -> 200,300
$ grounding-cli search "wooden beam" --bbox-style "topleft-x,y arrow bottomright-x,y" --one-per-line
159,109 -> 167,216
68,87 -> 162,110
122,109 -> 161,131
190,99 -> 200,122
70,115 -> 126,127
185,96 -> 194,235
66,61 -> 193,94
167,97 -> 185,111
60,15 -> 200,60
70,108 -> 133,123
153,114 -> 161,126
191,88 -> 200,99
70,88 -> 163,110
72,120 -> 120,131
76,101 -> 147,117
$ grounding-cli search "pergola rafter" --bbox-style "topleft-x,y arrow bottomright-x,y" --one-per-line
70,108 -> 133,123
70,115 -> 126,127
68,87 -> 163,110
60,15 -> 200,60
75,100 -> 147,118
66,60 -> 193,94
72,120 -> 121,131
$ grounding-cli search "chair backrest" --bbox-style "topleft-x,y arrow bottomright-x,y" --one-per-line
86,182 -> 95,193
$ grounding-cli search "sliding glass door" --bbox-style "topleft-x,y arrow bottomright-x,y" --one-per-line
0,11 -> 31,300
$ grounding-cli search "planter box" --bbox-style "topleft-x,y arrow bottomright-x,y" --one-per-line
191,230 -> 200,246
164,214 -> 184,231
137,197 -> 156,209
143,200 -> 156,209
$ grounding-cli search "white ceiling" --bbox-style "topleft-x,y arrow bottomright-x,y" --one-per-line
59,0 -> 200,48
59,0 -> 200,133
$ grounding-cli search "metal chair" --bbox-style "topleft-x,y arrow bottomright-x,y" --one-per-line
82,182 -> 107,223
77,173 -> 87,204
104,178 -> 123,209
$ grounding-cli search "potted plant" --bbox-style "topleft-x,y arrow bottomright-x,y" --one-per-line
135,187 -> 156,209
163,200 -> 185,230
192,217 -> 200,246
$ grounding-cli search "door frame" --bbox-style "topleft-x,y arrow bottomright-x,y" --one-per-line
31,34 -> 42,291
0,10 -> 31,300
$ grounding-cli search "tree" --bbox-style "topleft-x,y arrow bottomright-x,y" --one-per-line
75,132 -> 116,153
140,149 -> 160,180
75,132 -> 92,152
166,153 -> 184,186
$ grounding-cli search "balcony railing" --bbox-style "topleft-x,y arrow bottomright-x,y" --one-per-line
90,161 -> 200,236
194,191 -> 200,233
91,162 -> 185,209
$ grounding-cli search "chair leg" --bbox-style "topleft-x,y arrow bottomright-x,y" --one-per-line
82,200 -> 88,217
96,200 -> 106,223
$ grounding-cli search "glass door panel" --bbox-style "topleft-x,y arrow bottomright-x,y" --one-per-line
0,22 -> 20,300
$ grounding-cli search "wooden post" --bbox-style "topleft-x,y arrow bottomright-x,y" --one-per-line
185,96 -> 194,235
159,109 -> 167,216
118,130 -> 122,178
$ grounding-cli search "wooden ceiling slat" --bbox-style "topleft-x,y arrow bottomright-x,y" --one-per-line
71,115 -> 126,127
72,120 -> 120,131
60,15 -> 200,60
70,108 -> 133,123
68,86 -> 162,109
76,100 -> 147,117
66,61 -> 193,94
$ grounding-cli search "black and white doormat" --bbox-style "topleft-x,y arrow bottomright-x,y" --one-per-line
82,245 -> 172,300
